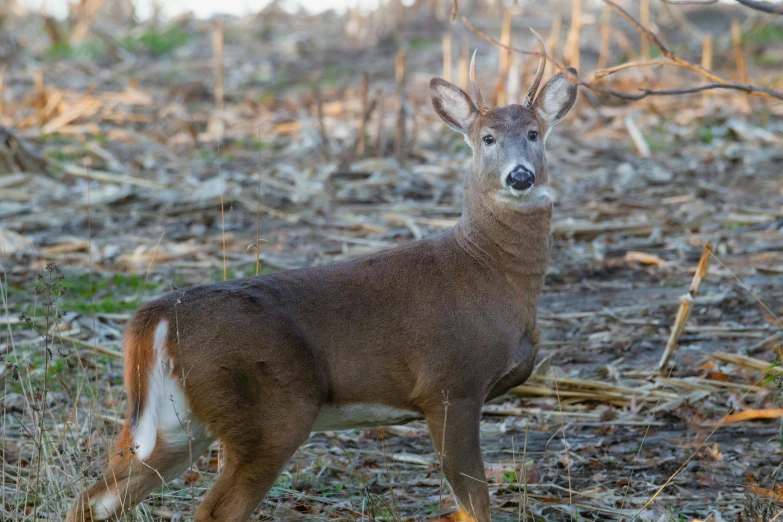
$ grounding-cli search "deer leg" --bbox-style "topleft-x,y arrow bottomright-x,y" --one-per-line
425,399 -> 490,522
194,406 -> 318,522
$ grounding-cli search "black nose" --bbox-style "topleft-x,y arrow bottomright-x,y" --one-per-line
505,165 -> 536,191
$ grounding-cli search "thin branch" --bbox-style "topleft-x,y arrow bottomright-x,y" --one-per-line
461,17 -> 541,56
589,59 -> 672,80
621,82 -> 783,100
660,0 -> 718,4
450,0 -> 457,22
734,0 -> 783,14
602,0 -> 783,99
461,4 -> 783,103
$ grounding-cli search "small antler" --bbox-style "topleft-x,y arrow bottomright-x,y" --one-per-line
469,50 -> 491,115
523,28 -> 547,108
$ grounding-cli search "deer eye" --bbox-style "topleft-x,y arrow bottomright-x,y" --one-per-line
482,135 -> 495,145
528,130 -> 538,141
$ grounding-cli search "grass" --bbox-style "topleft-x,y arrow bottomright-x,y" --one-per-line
1,264 -> 297,521
44,39 -> 109,61
407,36 -> 430,50
121,24 -> 190,57
699,125 -> 715,145
743,24 -> 783,45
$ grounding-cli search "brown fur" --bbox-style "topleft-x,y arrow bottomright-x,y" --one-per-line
67,66 -> 578,522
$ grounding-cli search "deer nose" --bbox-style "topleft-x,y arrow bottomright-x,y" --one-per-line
506,165 -> 536,191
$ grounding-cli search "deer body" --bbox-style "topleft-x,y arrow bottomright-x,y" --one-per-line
68,39 -> 577,522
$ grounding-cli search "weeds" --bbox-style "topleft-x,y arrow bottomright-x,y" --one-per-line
15,262 -> 67,521
121,25 -> 190,57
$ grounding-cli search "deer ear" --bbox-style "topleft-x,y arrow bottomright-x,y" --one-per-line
430,78 -> 479,135
533,67 -> 578,135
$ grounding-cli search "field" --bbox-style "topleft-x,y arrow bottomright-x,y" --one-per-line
1,0 -> 783,520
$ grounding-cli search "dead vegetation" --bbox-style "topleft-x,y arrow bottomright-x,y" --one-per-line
0,0 -> 782,520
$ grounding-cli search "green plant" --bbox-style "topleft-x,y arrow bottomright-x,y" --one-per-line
407,36 -> 429,50
743,25 -> 783,44
699,125 -> 714,145
121,25 -> 190,57
17,262 -> 67,521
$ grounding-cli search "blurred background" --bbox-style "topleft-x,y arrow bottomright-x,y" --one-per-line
0,0 -> 782,520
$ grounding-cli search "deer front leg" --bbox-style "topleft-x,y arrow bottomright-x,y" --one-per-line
425,398 -> 490,522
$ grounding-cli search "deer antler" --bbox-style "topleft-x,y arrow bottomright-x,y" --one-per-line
523,28 -> 547,107
469,50 -> 491,114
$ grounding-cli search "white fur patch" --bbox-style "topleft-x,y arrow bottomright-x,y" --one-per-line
132,320 -> 205,459
132,320 -> 168,461
90,490 -> 120,520
434,84 -> 476,132
157,370 -> 194,447
313,404 -> 422,432
539,83 -> 569,120
496,185 -> 553,210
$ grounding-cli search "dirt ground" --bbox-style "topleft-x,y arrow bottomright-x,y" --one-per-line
1,1 -> 783,521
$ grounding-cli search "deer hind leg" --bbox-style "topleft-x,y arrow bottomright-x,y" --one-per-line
68,422 -> 213,522
424,398 -> 491,522
194,402 -> 320,522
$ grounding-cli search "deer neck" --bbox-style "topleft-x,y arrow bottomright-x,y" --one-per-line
453,178 -> 553,293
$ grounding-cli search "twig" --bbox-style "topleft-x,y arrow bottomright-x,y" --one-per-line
658,241 -> 712,369
213,19 -> 224,111
394,49 -> 407,162
315,89 -> 330,160
631,374 -> 767,521
461,2 -> 783,102
735,0 -> 783,14
355,73 -> 370,158
218,146 -> 227,281
256,125 -> 263,276
461,17 -> 539,56
53,334 -> 122,359
589,59 -> 671,80
722,408 -> 783,424
624,115 -> 651,157
450,0 -> 457,22
660,0 -> 718,4
552,369 -> 574,522
374,89 -> 384,158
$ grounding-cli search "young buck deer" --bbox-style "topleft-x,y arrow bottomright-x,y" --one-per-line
67,33 -> 577,522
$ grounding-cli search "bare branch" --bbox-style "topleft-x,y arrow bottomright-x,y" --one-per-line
613,82 -> 783,100
461,17 -> 541,56
451,0 -> 458,22
461,7 -> 783,103
660,0 -> 718,5
601,0 -> 783,99
588,59 -> 672,80
734,0 -> 783,14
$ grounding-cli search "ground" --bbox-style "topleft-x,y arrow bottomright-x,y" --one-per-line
1,2 -> 782,521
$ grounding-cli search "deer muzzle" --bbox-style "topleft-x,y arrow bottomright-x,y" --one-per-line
506,165 -> 536,192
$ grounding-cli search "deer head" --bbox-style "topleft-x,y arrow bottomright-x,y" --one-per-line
430,31 -> 578,213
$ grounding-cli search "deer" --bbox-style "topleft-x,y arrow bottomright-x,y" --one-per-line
67,31 -> 577,522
